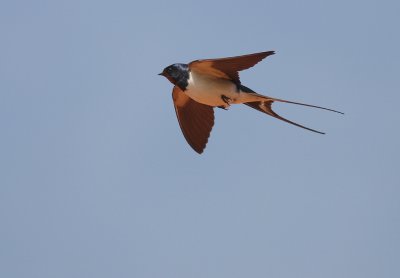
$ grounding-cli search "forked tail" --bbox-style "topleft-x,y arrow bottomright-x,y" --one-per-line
244,94 -> 343,134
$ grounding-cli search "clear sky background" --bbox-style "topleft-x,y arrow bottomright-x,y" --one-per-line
1,0 -> 399,277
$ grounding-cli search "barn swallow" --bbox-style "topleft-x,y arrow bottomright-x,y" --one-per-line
159,51 -> 343,154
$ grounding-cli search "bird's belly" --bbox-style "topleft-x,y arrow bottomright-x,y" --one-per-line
185,75 -> 240,107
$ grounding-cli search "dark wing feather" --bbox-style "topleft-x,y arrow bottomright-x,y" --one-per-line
172,86 -> 215,154
189,51 -> 275,83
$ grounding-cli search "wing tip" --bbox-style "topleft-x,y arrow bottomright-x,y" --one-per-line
191,143 -> 206,154
194,148 -> 204,154
258,50 -> 276,58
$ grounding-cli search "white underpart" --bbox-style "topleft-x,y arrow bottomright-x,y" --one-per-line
185,70 -> 261,107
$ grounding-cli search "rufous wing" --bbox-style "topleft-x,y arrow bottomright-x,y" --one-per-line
172,86 -> 215,154
189,51 -> 275,83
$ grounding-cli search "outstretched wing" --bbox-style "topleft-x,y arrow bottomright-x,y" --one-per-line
189,51 -> 275,84
172,86 -> 215,154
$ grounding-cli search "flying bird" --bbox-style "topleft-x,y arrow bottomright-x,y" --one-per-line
159,51 -> 342,154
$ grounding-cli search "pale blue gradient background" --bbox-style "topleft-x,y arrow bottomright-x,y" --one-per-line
1,0 -> 399,277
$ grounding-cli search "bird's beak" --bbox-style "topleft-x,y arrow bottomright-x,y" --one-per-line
158,72 -> 164,76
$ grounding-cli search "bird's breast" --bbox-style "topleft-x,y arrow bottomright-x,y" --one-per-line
184,71 -> 240,107
185,71 -> 240,106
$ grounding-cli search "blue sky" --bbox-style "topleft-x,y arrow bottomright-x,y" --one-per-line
1,0 -> 399,277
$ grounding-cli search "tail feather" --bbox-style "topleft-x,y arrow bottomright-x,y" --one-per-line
239,85 -> 343,134
244,101 -> 327,134
271,98 -> 344,115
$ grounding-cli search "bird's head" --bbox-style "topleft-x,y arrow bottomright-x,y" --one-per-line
158,63 -> 188,85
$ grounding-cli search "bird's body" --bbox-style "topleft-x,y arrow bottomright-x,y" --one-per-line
185,70 -> 259,107
186,70 -> 238,106
159,51 -> 342,154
